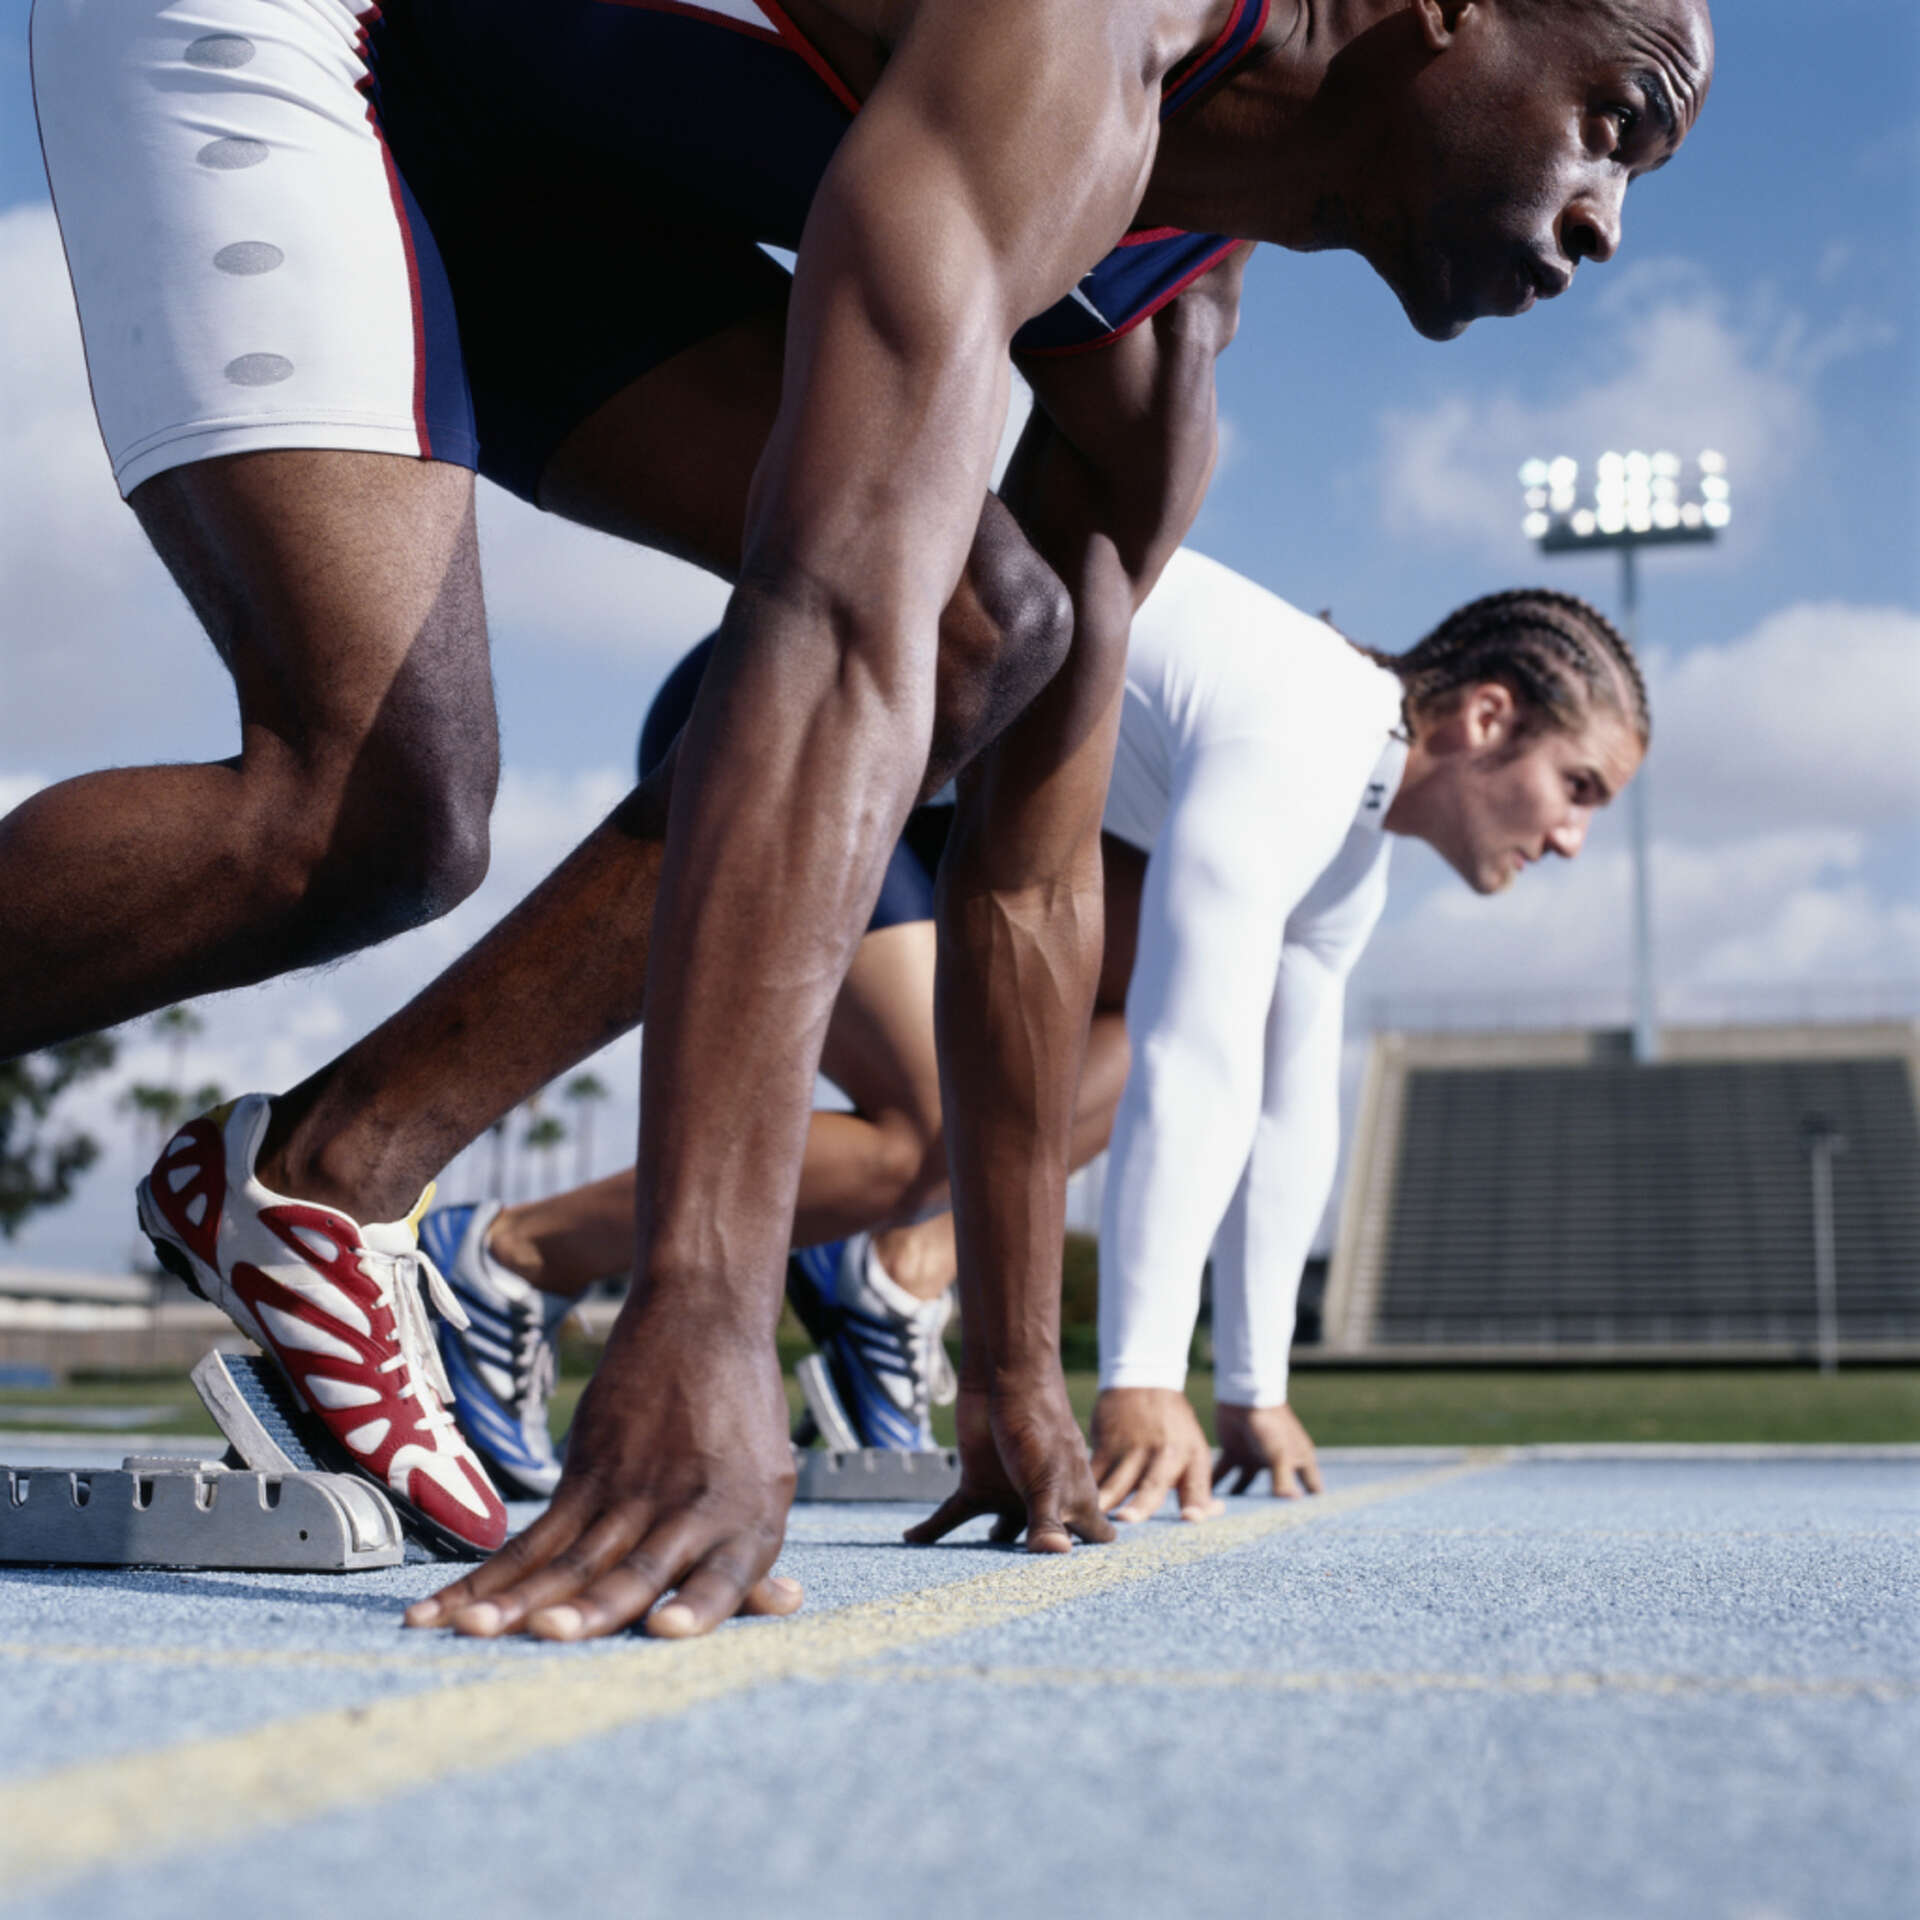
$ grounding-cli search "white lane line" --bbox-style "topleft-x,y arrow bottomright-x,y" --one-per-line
0,1452 -> 1506,1895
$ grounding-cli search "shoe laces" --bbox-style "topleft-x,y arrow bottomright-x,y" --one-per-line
917,1310 -> 957,1413
507,1290 -> 557,1429
360,1244 -> 467,1440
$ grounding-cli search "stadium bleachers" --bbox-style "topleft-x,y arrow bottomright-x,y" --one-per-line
1324,1023 -> 1920,1358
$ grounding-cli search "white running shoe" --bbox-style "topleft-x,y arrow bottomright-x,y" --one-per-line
136,1094 -> 507,1554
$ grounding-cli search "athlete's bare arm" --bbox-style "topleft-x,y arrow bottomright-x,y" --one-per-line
414,0 -> 1229,1641
905,248 -> 1248,1550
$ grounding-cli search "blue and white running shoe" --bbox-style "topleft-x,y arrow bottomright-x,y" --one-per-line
787,1232 -> 955,1451
419,1201 -> 574,1499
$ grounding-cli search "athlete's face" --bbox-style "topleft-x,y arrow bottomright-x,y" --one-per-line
1378,0 -> 1713,340
1416,687 -> 1643,895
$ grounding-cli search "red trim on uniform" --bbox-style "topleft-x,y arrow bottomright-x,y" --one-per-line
1168,0 -> 1251,99
1018,238 -> 1244,358
595,0 -> 858,110
596,0 -> 782,48
1119,225 -> 1186,247
755,0 -> 862,113
1162,0 -> 1271,117
354,7 -> 430,455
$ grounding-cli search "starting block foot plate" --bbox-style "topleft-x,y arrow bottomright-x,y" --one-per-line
792,1446 -> 960,1503
0,1462 -> 404,1571
192,1351 -> 477,1560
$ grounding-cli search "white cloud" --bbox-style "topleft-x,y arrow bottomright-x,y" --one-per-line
1646,601 -> 1920,842
1378,261 -> 1826,556
1357,824 -> 1917,1027
0,772 -> 47,814
475,484 -> 730,676
0,205 -> 225,769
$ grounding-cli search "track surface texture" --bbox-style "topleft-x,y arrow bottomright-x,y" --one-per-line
2,1441 -> 1914,1920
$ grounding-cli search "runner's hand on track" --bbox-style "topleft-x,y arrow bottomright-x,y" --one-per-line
903,1376 -> 1114,1553
1213,1400 -> 1323,1499
404,1311 -> 802,1640
1090,1386 -> 1224,1523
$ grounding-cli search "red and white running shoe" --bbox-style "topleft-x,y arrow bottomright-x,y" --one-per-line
136,1094 -> 507,1556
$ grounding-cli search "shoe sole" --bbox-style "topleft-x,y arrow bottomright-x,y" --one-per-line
137,1179 -> 492,1560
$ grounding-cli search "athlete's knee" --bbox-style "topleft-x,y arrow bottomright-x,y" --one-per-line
247,727 -> 496,949
862,1111 -> 947,1220
929,517 -> 1072,787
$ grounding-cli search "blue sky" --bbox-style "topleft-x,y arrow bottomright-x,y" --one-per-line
2,0 -> 1915,1267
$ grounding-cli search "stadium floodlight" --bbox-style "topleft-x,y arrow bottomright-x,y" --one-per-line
1518,450 -> 1733,1066
1516,450 -> 1731,552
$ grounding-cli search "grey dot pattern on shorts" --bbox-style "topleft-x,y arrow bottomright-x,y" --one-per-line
184,35 -> 256,68
225,353 -> 295,387
197,137 -> 270,170
213,242 -> 285,276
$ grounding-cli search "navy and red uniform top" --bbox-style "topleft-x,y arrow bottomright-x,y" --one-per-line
501,0 -> 1272,356
363,0 -> 1270,492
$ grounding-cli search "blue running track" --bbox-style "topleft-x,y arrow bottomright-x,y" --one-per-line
2,1439 -> 1914,1919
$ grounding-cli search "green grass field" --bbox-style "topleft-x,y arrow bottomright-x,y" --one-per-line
3,1360 -> 1915,1447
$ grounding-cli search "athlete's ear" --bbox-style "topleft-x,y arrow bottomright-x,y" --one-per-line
1463,680 -> 1516,746
1411,0 -> 1477,53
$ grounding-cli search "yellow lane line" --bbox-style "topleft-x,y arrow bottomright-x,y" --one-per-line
863,1664 -> 1918,1703
0,1642 -> 497,1675
0,1452 -> 1503,1894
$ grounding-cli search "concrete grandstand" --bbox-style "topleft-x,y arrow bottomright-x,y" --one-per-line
1324,1021 -> 1920,1362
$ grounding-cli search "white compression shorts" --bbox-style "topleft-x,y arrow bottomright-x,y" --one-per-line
31,0 -> 475,497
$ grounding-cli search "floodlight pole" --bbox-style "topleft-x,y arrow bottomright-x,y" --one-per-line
1525,449 -> 1730,1065
1619,546 -> 1659,1065
1804,1116 -> 1846,1377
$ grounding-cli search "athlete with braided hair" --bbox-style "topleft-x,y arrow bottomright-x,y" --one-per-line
424,549 -> 1644,1517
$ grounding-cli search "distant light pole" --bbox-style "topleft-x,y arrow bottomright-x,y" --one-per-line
1801,1113 -> 1848,1376
1520,450 -> 1732,1064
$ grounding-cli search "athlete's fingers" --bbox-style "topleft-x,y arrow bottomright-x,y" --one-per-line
904,1490 -> 996,1545
1067,1498 -> 1116,1547
1271,1459 -> 1303,1499
1228,1463 -> 1258,1497
1299,1452 -> 1325,1496
405,1499 -> 596,1628
738,1575 -> 806,1617
1096,1446 -> 1151,1512
453,1506 -> 652,1637
526,1522 -> 703,1641
1111,1449 -> 1181,1525
1023,1489 -> 1074,1555
648,1553 -> 789,1640
989,1506 -> 1029,1545
1177,1450 -> 1225,1523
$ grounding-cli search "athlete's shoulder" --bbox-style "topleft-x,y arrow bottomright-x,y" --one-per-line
1136,550 -> 1385,701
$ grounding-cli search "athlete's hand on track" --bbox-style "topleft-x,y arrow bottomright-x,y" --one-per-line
404,1313 -> 802,1640
903,1375 -> 1114,1553
1213,1400 -> 1324,1499
1089,1386 -> 1224,1523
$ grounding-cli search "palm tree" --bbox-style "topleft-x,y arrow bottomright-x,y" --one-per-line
150,1004 -> 204,1096
523,1111 -> 568,1199
487,1113 -> 511,1201
564,1072 -> 610,1185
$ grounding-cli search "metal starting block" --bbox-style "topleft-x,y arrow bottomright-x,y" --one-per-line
191,1351 -> 473,1561
789,1351 -> 959,1501
0,1459 -> 404,1571
0,1350 -> 423,1572
791,1444 -> 961,1503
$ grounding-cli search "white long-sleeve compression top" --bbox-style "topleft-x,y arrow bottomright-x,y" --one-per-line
1098,549 -> 1407,1407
